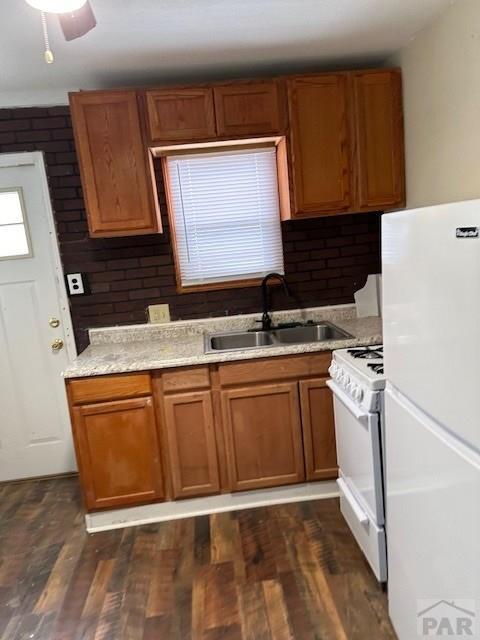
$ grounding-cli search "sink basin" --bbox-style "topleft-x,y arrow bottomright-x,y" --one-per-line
273,323 -> 352,344
208,331 -> 274,352
205,322 -> 352,352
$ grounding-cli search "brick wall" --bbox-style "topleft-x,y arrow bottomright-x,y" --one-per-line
0,106 -> 382,352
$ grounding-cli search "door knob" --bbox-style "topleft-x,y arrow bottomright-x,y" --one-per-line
49,317 -> 60,328
51,338 -> 64,351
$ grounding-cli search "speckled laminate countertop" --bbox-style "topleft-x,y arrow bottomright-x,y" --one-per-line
63,305 -> 382,379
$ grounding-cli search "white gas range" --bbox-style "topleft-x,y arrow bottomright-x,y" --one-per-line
327,345 -> 387,582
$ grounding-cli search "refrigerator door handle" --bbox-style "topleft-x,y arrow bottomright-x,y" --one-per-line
337,478 -> 369,525
326,380 -> 369,423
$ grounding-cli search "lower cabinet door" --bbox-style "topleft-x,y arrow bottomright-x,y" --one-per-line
73,397 -> 164,511
221,383 -> 305,491
163,391 -> 220,499
299,378 -> 338,480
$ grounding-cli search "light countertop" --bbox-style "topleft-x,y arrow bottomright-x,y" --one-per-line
63,305 -> 382,379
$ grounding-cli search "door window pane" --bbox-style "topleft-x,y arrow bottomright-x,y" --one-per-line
0,191 -> 24,224
0,189 -> 31,258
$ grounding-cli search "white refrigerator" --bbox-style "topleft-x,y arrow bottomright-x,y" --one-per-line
382,200 -> 480,640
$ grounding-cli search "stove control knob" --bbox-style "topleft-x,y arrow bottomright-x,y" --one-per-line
347,382 -> 356,396
328,363 -> 337,377
355,388 -> 364,402
343,374 -> 350,388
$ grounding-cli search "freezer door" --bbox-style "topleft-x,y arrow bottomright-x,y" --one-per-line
385,386 -> 480,640
382,199 -> 480,452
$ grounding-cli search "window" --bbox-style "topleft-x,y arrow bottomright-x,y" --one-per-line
165,145 -> 284,290
0,189 -> 31,259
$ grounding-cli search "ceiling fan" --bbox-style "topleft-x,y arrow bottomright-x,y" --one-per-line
25,0 -> 96,63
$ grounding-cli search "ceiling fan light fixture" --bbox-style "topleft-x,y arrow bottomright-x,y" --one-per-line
25,0 -> 87,13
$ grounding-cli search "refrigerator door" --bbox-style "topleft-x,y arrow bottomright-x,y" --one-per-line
385,385 -> 480,640
382,199 -> 480,451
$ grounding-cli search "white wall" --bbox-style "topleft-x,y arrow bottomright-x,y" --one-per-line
392,0 -> 480,207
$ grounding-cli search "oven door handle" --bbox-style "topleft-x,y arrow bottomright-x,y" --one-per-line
337,478 -> 369,526
326,379 -> 369,424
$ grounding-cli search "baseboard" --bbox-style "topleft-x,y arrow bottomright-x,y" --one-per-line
85,480 -> 339,533
0,471 -> 79,486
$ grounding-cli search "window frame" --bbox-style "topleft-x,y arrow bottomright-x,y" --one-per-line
0,186 -> 33,261
159,137 -> 290,293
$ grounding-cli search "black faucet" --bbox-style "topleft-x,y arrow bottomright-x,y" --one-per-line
260,273 -> 291,330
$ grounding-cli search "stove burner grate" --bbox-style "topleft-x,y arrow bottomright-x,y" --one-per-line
367,363 -> 384,375
347,346 -> 384,360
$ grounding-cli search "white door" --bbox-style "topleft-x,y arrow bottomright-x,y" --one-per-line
0,152 -> 76,481
385,385 -> 480,640
382,199 -> 480,452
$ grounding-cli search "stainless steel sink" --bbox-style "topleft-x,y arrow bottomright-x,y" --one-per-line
204,322 -> 352,353
208,331 -> 274,352
273,323 -> 351,344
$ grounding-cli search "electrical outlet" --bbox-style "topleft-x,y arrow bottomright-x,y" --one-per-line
148,304 -> 171,324
66,273 -> 85,295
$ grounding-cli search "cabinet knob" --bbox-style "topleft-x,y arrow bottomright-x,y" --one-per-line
51,338 -> 64,351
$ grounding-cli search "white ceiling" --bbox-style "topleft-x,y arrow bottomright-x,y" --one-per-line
1,0 -> 453,107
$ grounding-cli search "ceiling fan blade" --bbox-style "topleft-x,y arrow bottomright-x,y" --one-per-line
58,0 -> 96,41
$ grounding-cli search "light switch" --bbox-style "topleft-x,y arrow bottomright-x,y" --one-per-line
66,273 -> 85,295
148,304 -> 170,323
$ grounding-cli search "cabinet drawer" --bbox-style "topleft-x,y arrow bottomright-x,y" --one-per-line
69,373 -> 151,405
218,352 -> 331,386
162,366 -> 210,393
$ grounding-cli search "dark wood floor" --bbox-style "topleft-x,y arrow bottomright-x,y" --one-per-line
0,477 -> 396,640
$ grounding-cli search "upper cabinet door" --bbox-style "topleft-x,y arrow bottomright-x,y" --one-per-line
69,90 -> 160,238
214,81 -> 283,136
146,87 -> 216,142
287,74 -> 353,216
353,70 -> 405,210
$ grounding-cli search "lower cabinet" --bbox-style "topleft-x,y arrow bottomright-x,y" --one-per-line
163,391 -> 220,499
67,353 -> 339,512
221,382 -> 305,491
300,378 -> 338,480
72,396 -> 164,511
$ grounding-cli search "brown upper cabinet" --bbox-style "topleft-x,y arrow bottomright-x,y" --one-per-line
286,74 -> 353,216
146,87 -> 216,142
353,69 -> 405,210
69,90 -> 161,237
70,68 -> 405,238
214,81 -> 284,137
284,69 -> 405,219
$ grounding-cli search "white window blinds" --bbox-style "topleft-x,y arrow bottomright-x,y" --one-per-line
166,146 -> 284,287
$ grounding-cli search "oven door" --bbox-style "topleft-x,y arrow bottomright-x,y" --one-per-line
327,380 -> 384,525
